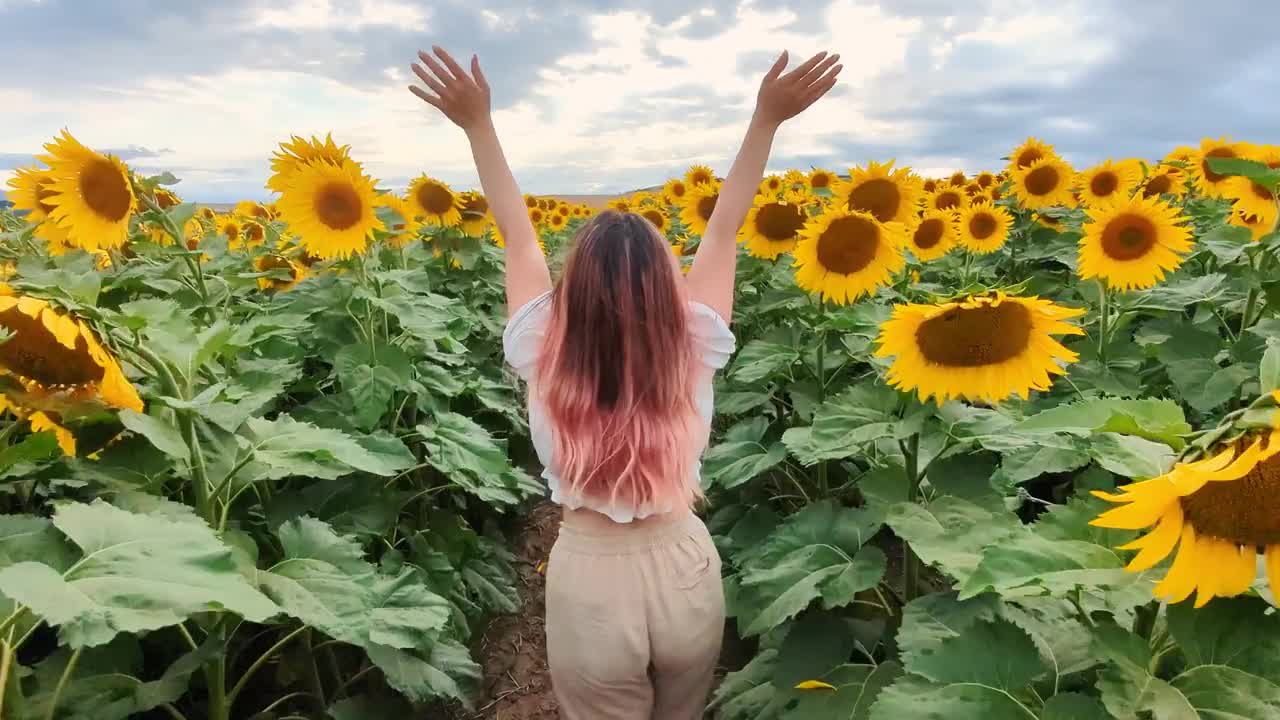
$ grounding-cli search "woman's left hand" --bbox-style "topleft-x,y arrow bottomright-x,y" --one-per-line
409,46 -> 493,133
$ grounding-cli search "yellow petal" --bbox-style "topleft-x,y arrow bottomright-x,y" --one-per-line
794,680 -> 837,691
1091,495 -> 1174,530
15,295 -> 46,318
1118,504 -> 1182,571
39,307 -> 81,350
1266,545 -> 1280,605
1216,543 -> 1257,598
28,411 -> 75,456
1153,525 -> 1201,604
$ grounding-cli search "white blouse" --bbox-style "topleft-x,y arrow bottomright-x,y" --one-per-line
502,291 -> 736,522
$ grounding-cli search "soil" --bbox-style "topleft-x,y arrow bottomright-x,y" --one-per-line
453,502 -> 562,720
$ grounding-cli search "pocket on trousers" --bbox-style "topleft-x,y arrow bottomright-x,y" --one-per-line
674,534 -> 715,590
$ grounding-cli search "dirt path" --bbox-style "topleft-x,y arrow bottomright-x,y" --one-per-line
457,502 -> 562,720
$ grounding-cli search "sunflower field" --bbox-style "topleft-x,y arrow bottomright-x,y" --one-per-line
0,131 -> 1277,720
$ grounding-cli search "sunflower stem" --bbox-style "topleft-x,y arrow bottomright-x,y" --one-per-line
815,297 -> 829,498
1096,280 -> 1111,367
1240,287 -> 1260,333
43,646 -> 81,720
903,433 -> 922,601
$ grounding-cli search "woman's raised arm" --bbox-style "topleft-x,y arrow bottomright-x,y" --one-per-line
686,50 -> 842,321
409,46 -> 551,314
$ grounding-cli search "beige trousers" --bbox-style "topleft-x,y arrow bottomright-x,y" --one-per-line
545,507 -> 724,720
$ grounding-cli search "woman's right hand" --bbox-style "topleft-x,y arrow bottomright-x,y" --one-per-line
409,46 -> 493,133
752,50 -> 842,128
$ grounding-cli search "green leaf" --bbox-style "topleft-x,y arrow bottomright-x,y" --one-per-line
1124,273 -> 1228,312
805,384 -> 901,460
924,452 -> 1002,509
906,618 -> 1045,688
0,432 -> 59,474
1171,665 -> 1280,718
738,545 -> 885,636
0,514 -> 75,570
773,611 -> 858,690
0,501 -> 277,647
1016,398 -> 1191,449
1092,619 -> 1198,719
1088,432 -> 1175,479
993,437 -> 1092,485
118,409 -> 189,459
868,674 -> 1040,720
1197,223 -> 1254,264
782,662 -> 902,720
328,695 -> 414,720
1261,341 -> 1280,394
368,569 -> 452,650
1166,596 -> 1280,682
242,416 -> 413,479
345,363 -> 400,429
416,412 -> 517,501
732,336 -> 801,384
704,417 -> 787,489
1041,693 -> 1112,720
709,649 -> 793,720
885,497 -> 1022,583
366,639 -> 481,705
1165,359 -> 1252,413
960,532 -> 1141,601
1205,156 -> 1280,188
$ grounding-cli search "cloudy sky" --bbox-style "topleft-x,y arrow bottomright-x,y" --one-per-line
1,0 -> 1276,202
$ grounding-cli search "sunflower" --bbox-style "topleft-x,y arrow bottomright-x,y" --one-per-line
1191,137 -> 1248,198
875,292 -> 1085,404
905,210 -> 958,262
947,171 -> 967,188
740,195 -> 807,259
0,294 -> 143,419
974,171 -> 997,189
1077,160 -> 1142,206
373,192 -> 419,241
1221,175 -> 1277,224
1163,146 -> 1197,166
267,134 -> 351,193
807,168 -> 837,193
6,167 -> 60,223
1012,156 -> 1076,210
1008,137 -> 1058,172
277,159 -> 382,260
1091,394 -> 1280,607
793,207 -> 905,304
406,175 -> 462,228
925,187 -> 966,214
957,202 -> 1013,254
528,207 -> 547,227
760,175 -> 785,195
840,160 -> 923,225
921,178 -> 939,194
685,164 -> 715,187
218,216 -> 243,248
1079,194 -> 1192,291
235,200 -> 272,220
571,205 -> 586,217
630,192 -> 659,208
198,206 -> 217,223
1141,166 -> 1186,199
663,178 -> 689,205
1228,208 -> 1277,242
556,203 -> 572,218
524,194 -> 539,209
254,254 -> 307,292
1036,213 -> 1065,231
459,191 -> 494,237
153,187 -> 181,210
548,212 -> 568,232
606,198 -> 630,213
242,220 -> 266,248
639,206 -> 669,235
37,130 -> 135,251
679,181 -> 722,237
964,182 -> 985,200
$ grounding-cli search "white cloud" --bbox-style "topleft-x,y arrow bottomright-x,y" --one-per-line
248,0 -> 429,31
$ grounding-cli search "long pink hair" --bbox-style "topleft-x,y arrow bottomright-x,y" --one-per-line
535,210 -> 702,512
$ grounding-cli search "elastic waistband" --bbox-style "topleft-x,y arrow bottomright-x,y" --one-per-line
556,508 -> 705,554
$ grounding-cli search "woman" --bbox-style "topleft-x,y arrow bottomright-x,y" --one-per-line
409,46 -> 841,719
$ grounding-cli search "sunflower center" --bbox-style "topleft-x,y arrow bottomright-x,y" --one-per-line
79,158 -> 132,222
816,215 -> 880,275
1090,171 -> 1119,197
1181,452 -> 1280,545
847,179 -> 901,222
935,191 -> 961,211
416,183 -> 455,215
977,173 -> 994,188
1202,148 -> 1237,183
671,183 -> 687,198
811,174 -> 831,189
0,308 -> 105,386
260,255 -> 295,279
1016,148 -> 1044,169
923,180 -> 938,193
914,218 -> 945,249
1251,181 -> 1274,202
915,300 -> 1033,367
245,223 -> 265,244
642,209 -> 666,229
1101,213 -> 1157,261
223,224 -> 240,242
691,171 -> 712,185
1143,174 -> 1173,198
968,213 -> 997,240
949,172 -> 966,187
1024,165 -> 1061,196
756,203 -> 806,242
697,195 -> 718,222
315,181 -> 362,231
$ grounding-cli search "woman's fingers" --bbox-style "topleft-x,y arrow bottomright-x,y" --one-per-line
410,62 -> 447,96
800,67 -> 841,109
408,84 -> 443,109
780,51 -> 827,84
434,46 -> 470,82
471,55 -> 490,93
797,53 -> 840,88
762,50 -> 789,83
418,51 -> 458,91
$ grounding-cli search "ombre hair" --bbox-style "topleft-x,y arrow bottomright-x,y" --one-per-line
535,210 -> 702,513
